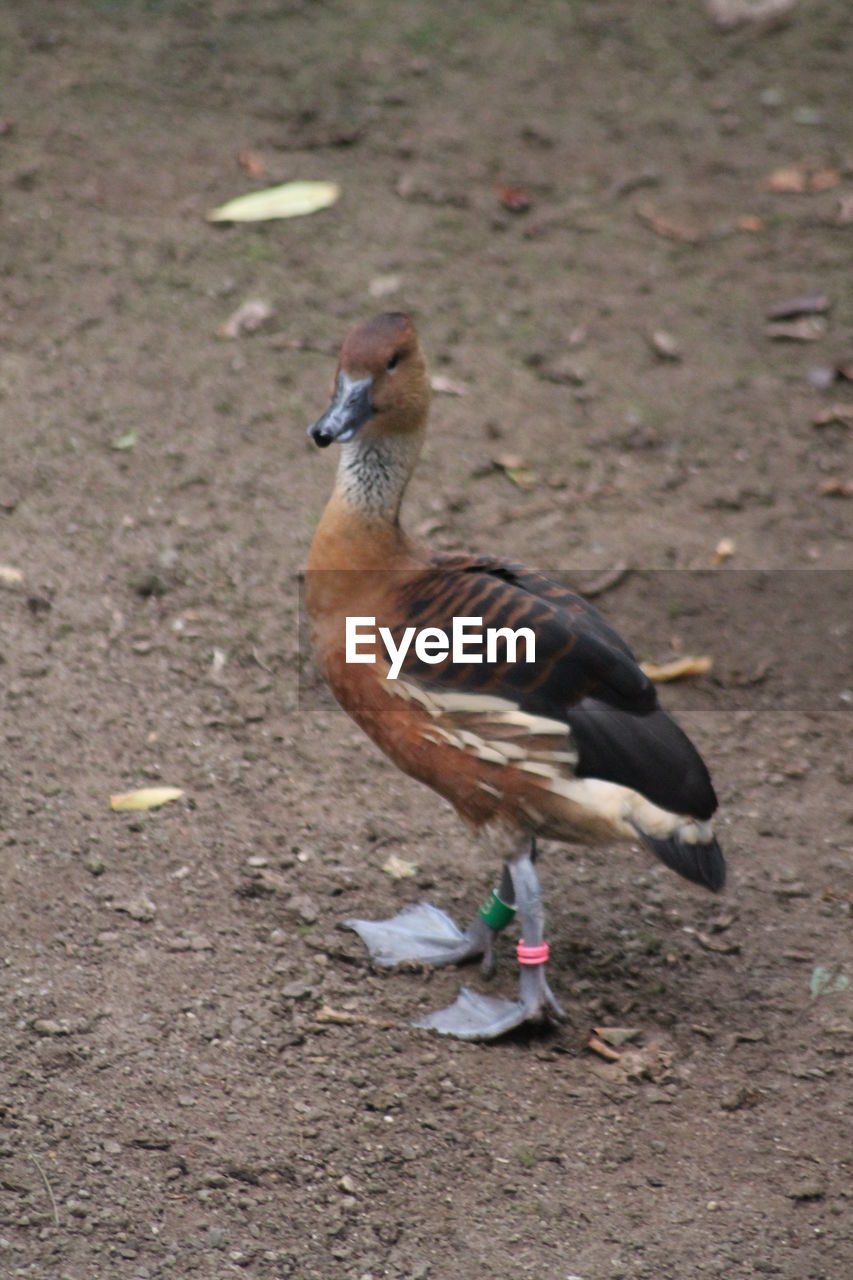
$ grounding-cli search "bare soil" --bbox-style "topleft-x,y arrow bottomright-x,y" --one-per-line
1,3 -> 852,1278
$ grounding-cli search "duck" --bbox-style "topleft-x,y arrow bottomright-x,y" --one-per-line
305,312 -> 725,1040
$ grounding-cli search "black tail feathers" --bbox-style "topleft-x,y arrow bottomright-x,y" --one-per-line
638,828 -> 726,893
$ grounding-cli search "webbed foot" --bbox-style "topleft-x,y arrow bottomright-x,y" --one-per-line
345,902 -> 494,971
414,965 -> 564,1041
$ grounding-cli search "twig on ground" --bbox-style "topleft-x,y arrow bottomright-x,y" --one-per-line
29,1153 -> 59,1227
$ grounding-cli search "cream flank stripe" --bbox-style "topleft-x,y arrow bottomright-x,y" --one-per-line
392,675 -> 710,845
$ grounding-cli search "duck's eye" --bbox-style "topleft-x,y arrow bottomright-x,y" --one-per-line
386,351 -> 400,371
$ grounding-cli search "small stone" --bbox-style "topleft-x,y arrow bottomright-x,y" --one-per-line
115,896 -> 156,922
128,571 -> 168,599
787,1178 -> 825,1201
32,1019 -> 70,1037
281,981 -> 314,1001
649,329 -> 682,361
286,894 -> 318,925
207,1226 -> 226,1249
338,1174 -> 357,1194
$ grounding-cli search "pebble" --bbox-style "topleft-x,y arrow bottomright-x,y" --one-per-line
114,896 -> 156,922
281,980 -> 315,1000
787,1178 -> 825,1201
166,933 -> 214,952
286,894 -> 318,925
32,1019 -> 70,1037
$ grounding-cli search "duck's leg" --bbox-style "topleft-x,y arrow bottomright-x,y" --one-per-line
413,838 -> 564,1040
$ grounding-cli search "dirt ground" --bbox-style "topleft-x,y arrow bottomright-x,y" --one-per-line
1,2 -> 852,1277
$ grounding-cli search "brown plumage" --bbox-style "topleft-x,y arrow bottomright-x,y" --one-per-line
306,312 -> 725,1040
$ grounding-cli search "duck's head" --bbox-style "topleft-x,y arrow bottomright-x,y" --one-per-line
308,312 -> 430,449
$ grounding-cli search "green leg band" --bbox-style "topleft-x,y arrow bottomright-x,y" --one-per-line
479,887 -> 516,931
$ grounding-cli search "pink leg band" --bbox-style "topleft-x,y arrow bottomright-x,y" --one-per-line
517,940 -> 549,965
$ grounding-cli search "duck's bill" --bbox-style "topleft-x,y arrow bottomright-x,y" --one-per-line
308,373 -> 374,447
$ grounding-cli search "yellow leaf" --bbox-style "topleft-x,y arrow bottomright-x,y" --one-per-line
641,656 -> 713,682
493,453 -> 537,490
110,787 -> 184,812
382,852 -> 418,879
712,537 -> 736,565
0,565 -> 24,587
207,181 -> 340,223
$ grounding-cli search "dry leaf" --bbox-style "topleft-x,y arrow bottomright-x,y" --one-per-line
315,1005 -> 392,1027
588,1034 -> 621,1062
382,853 -> 417,879
809,965 -> 849,999
493,453 -> 537,490
766,316 -> 827,342
593,1025 -> 641,1048
813,404 -> 853,429
110,786 -> 184,812
496,184 -> 532,213
617,1042 -> 674,1084
111,431 -> 137,451
767,293 -> 831,320
735,214 -> 765,233
635,202 -> 701,244
0,565 -> 24,587
706,0 -> 798,31
207,180 -> 340,223
218,299 -> 275,339
315,1005 -> 360,1025
588,1040 -> 674,1085
817,477 -> 853,498
237,149 -> 265,179
834,194 -> 853,226
762,165 -> 840,194
368,274 -> 402,299
809,168 -> 842,193
713,537 -> 736,564
763,166 -> 808,194
696,931 -> 741,955
430,374 -> 468,397
641,655 -> 713,682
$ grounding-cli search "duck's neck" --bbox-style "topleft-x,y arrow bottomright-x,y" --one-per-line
309,429 -> 424,570
336,429 -> 423,525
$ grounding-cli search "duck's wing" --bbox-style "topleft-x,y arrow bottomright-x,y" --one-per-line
388,553 -> 717,822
